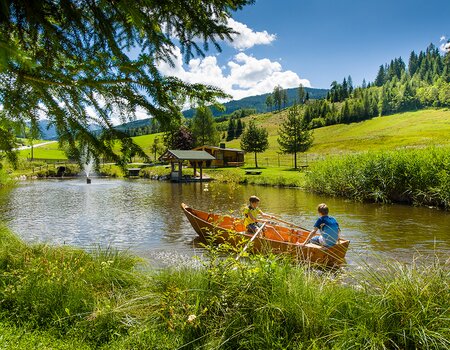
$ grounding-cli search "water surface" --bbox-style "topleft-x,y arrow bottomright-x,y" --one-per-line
0,179 -> 449,266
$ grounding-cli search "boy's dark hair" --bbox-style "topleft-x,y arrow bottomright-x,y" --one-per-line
317,203 -> 329,215
249,195 -> 260,203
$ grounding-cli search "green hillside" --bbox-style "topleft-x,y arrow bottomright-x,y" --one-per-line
223,108 -> 450,166
15,108 -> 450,166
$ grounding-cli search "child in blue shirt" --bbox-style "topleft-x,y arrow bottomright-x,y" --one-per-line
306,203 -> 340,247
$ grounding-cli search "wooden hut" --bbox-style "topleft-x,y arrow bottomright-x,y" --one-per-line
193,144 -> 244,167
159,150 -> 215,182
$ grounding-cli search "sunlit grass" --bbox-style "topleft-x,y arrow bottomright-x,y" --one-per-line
1,227 -> 448,349
226,108 -> 450,167
17,141 -> 67,160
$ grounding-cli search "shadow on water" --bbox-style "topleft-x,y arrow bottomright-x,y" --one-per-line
0,178 -> 449,268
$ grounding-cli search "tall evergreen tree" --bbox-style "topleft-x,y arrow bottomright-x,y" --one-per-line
277,104 -> 313,169
408,51 -> 419,76
347,75 -> 354,95
226,118 -> 236,141
0,0 -> 252,164
341,101 -> 351,123
375,65 -> 386,86
298,84 -> 306,104
342,78 -> 349,99
235,118 -> 244,138
282,89 -> 288,108
240,120 -> 268,168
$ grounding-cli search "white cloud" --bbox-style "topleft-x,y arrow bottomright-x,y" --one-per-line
440,41 -> 450,53
157,47 -> 311,101
440,36 -> 446,42
225,18 -> 276,50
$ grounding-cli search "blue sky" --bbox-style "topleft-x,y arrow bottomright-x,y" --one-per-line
158,0 -> 450,101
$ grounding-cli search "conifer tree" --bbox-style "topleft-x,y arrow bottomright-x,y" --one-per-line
347,75 -> 354,95
226,118 -> 236,141
235,118 -> 243,138
298,84 -> 306,104
408,51 -> 419,76
341,101 -> 351,123
282,89 -> 288,108
342,78 -> 349,99
277,104 -> 313,169
0,0 -> 252,164
375,65 -> 386,86
240,120 -> 268,168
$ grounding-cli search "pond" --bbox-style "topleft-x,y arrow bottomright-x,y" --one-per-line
0,179 -> 449,267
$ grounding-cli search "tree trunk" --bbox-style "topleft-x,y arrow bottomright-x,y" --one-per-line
254,152 -> 258,168
294,152 -> 297,170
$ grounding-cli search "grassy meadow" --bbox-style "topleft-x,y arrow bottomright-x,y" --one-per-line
0,226 -> 448,349
13,108 -> 450,166
224,108 -> 450,167
17,141 -> 67,160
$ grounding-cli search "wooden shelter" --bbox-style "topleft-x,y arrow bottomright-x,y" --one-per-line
193,144 -> 244,167
159,150 -> 215,182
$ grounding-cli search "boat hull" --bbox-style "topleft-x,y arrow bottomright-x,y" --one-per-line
181,203 -> 349,267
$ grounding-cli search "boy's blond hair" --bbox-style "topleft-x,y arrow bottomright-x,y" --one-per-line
317,203 -> 329,215
249,195 -> 260,203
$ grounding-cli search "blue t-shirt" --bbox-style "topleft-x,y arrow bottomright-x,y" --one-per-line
314,215 -> 339,247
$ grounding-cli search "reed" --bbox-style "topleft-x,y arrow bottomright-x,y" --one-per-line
305,146 -> 450,208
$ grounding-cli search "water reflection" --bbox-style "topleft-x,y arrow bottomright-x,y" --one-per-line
0,179 -> 449,266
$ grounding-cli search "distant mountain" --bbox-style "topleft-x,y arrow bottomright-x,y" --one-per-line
35,87 -> 328,138
182,87 -> 328,118
37,120 -> 58,140
36,120 -> 100,140
113,118 -> 152,132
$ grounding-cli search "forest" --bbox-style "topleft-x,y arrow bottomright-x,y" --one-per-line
302,43 -> 450,128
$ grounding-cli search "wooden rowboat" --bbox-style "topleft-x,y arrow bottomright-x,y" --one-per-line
181,203 -> 350,267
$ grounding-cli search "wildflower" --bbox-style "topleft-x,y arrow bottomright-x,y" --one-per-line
187,314 -> 196,323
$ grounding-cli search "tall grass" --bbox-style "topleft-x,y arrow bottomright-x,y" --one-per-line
305,146 -> 450,208
0,168 -> 14,188
1,227 -> 448,349
0,226 -> 141,346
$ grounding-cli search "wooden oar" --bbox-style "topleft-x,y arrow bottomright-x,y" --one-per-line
266,216 -> 306,230
235,222 -> 266,261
